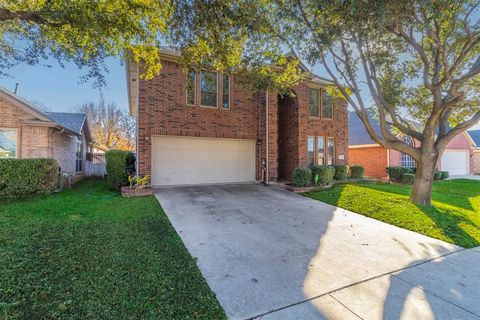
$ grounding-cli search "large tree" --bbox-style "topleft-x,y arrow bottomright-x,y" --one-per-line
0,0 -> 172,85
78,101 -> 135,151
168,0 -> 480,206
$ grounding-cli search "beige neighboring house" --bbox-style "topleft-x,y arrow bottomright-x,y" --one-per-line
0,86 -> 98,180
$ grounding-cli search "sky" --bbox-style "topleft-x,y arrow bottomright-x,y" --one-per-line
0,57 -> 128,113
1,55 -> 479,130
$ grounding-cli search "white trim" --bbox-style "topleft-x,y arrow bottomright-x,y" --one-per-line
463,131 -> 476,147
349,143 -> 381,148
265,90 -> 269,183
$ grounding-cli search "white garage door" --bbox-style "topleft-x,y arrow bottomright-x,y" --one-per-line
152,136 -> 256,186
441,150 -> 469,175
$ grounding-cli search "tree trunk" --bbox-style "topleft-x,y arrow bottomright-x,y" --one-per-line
410,152 -> 439,206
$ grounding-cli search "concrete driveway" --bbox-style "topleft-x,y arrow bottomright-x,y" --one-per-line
155,184 -> 480,320
449,175 -> 480,181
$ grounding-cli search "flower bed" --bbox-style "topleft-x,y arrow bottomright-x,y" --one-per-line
121,186 -> 154,197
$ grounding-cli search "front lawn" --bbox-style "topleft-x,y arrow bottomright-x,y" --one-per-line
0,180 -> 226,319
304,179 -> 480,248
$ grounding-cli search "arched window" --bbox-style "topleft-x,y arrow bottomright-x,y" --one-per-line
400,136 -> 416,168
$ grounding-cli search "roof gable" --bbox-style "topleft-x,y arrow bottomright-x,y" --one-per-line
468,129 -> 480,147
46,112 -> 86,135
0,86 -> 51,122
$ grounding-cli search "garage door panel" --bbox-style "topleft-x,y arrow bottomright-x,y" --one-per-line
152,136 -> 255,186
441,150 -> 469,175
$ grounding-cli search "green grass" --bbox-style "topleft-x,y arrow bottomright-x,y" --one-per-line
0,179 -> 226,319
304,179 -> 480,248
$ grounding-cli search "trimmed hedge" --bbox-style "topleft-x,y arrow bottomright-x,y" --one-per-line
350,165 -> 364,179
0,158 -> 58,200
292,167 -> 312,187
311,165 -> 335,186
439,171 -> 449,180
106,150 -> 132,190
434,171 -> 442,180
386,166 -> 412,182
334,165 -> 349,181
401,173 -> 415,184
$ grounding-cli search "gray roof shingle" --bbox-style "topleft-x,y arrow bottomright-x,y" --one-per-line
46,112 -> 86,135
349,111 -> 383,145
468,129 -> 480,147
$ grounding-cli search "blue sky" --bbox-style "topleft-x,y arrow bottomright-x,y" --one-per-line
1,55 -> 479,130
0,57 -> 128,113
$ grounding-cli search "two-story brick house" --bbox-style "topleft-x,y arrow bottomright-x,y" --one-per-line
127,48 -> 349,186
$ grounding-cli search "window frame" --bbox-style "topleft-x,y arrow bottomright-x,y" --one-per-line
307,136 -> 315,167
400,136 -> 416,168
326,136 -> 335,165
308,87 -> 321,118
199,71 -> 219,109
321,89 -> 334,120
185,70 -> 197,106
75,138 -> 83,173
316,136 -> 325,165
221,74 -> 231,110
0,128 -> 18,159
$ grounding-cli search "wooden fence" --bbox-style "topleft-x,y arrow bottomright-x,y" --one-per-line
85,153 -> 106,178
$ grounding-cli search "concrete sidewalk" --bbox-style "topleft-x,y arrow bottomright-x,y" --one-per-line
155,184 -> 479,319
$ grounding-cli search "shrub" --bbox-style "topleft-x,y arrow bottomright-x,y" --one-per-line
386,166 -> 412,182
350,165 -> 364,179
0,158 -> 58,200
439,171 -> 449,180
334,165 -> 349,181
292,167 -> 312,187
401,173 -> 415,184
434,171 -> 442,180
311,165 -> 335,186
106,150 -> 132,190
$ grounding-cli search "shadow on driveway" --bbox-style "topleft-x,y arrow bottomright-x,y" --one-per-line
155,183 -> 474,320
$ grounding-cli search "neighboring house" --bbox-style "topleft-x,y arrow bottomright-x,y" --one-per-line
349,111 -> 476,178
0,86 -> 95,179
126,48 -> 349,186
468,129 -> 480,174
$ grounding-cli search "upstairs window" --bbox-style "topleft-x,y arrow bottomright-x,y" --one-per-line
186,71 -> 196,105
222,75 -> 230,109
200,72 -> 218,107
308,88 -> 320,117
0,128 -> 17,158
322,91 -> 333,119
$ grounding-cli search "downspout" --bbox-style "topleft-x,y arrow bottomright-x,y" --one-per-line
135,62 -> 140,175
265,90 -> 269,184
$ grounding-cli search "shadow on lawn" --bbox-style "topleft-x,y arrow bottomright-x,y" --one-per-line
417,204 -> 480,248
357,181 -> 477,212
309,183 -> 480,248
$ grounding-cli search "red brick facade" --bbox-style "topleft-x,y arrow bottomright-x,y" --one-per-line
349,146 -> 388,179
136,59 -> 349,182
349,133 -> 475,178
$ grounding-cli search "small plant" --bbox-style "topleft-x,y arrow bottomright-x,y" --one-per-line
401,173 -> 415,184
128,175 -> 150,189
434,171 -> 442,180
350,165 -> 364,179
292,167 -> 312,187
439,171 -> 449,180
386,166 -> 412,182
334,165 -> 349,181
311,165 -> 335,186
